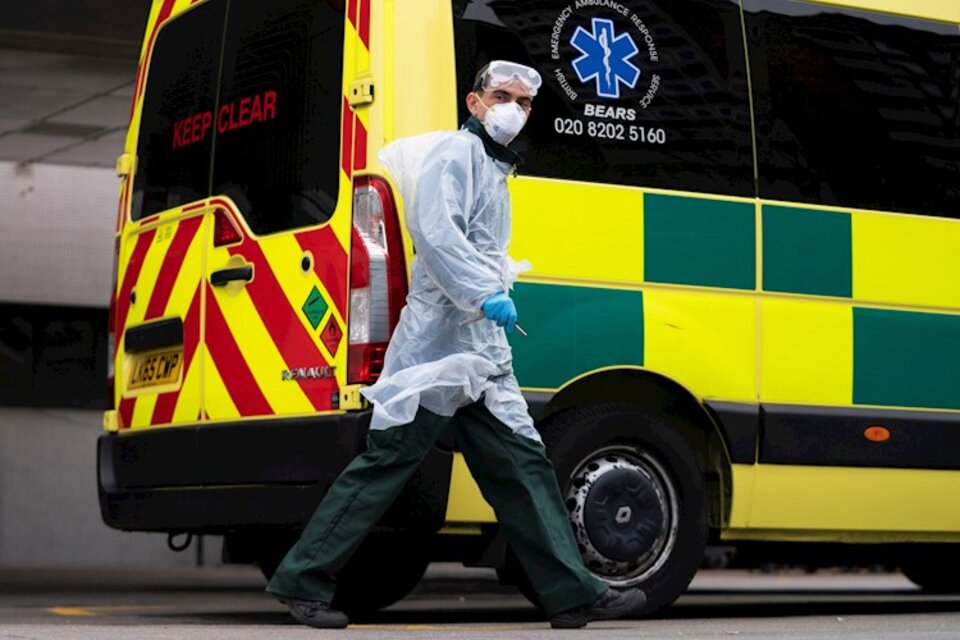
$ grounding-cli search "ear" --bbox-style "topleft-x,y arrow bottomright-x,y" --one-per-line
466,92 -> 483,121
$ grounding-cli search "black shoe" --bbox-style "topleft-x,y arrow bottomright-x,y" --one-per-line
550,587 -> 647,629
279,597 -> 349,629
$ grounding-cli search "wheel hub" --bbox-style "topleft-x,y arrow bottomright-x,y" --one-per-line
565,447 -> 677,585
583,467 -> 664,561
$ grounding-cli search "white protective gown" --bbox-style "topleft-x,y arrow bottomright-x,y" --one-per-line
360,127 -> 540,443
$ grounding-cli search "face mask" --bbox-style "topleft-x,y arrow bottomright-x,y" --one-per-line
476,95 -> 527,146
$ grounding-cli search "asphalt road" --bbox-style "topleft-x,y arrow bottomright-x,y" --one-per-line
2,564 -> 959,639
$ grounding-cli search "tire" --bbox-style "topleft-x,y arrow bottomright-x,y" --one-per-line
331,534 -> 431,615
255,531 -> 430,615
901,548 -> 960,593
532,403 -> 708,614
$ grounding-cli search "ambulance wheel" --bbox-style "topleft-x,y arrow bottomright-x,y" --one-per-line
538,403 -> 707,615
255,532 -> 429,614
331,534 -> 431,615
901,548 -> 960,593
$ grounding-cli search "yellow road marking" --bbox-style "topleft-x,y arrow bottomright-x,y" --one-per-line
47,605 -> 171,617
47,607 -> 97,617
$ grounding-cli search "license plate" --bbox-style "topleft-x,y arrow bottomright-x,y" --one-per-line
128,350 -> 183,390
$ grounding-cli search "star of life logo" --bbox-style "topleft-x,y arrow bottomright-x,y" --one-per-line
570,18 -> 640,99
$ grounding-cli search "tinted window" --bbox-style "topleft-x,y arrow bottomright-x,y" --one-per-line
453,0 -> 754,196
745,1 -> 960,217
212,0 -> 344,235
132,0 -> 344,231
131,0 -> 226,220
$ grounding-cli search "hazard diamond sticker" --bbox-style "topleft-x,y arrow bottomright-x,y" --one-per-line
321,314 -> 343,357
302,286 -> 329,330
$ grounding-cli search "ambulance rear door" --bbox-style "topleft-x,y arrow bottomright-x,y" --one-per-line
201,0 -> 352,423
115,0 -> 226,430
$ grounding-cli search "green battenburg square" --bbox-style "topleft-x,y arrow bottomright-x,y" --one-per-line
644,194 -> 755,290
301,286 -> 328,330
510,282 -> 644,389
854,308 -> 960,411
763,205 -> 852,297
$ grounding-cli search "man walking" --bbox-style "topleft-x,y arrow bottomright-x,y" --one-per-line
266,60 -> 646,629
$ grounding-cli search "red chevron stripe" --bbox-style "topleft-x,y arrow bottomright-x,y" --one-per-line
358,0 -> 370,49
115,181 -> 126,233
227,241 -> 337,411
205,285 -> 273,417
116,229 -> 157,337
129,61 -> 143,122
144,216 -> 203,320
348,0 -> 358,29
294,227 -> 348,316
353,116 -> 367,171
340,97 -> 354,178
119,397 -> 136,430
150,284 -> 201,425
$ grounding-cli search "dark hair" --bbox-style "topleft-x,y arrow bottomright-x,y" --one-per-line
472,63 -> 491,93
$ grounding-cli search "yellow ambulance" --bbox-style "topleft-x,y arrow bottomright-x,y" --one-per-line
100,0 -> 960,613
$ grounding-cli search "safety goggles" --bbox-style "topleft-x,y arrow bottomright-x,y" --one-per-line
481,60 -> 542,97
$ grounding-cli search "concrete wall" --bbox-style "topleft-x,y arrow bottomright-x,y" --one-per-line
0,160 -> 115,307
0,407 -> 221,566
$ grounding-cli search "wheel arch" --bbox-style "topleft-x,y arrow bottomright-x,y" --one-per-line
532,366 -> 734,530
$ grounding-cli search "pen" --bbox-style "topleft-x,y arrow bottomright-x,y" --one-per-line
458,314 -> 528,337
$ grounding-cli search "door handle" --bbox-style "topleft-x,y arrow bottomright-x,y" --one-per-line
211,266 -> 253,287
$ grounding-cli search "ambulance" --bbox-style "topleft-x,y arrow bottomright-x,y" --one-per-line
100,0 -> 960,612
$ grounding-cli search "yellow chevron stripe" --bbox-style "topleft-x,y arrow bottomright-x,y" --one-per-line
130,393 -> 158,429
257,234 -> 347,383
330,175 -> 354,252
260,233 -> 346,347
353,24 -> 371,73
208,246 -> 315,414
216,293 -> 315,414
162,219 -> 206,318
172,0 -> 194,15
203,350 -> 239,421
128,225 -> 173,327
173,352 -> 202,423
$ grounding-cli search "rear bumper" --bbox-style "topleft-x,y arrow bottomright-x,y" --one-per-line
97,410 -> 453,533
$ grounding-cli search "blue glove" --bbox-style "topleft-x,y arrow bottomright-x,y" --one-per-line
481,292 -> 517,333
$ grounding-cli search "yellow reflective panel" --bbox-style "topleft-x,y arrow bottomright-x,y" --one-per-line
853,211 -> 960,311
746,464 -> 960,533
444,453 -> 496,524
728,464 -> 757,528
510,178 -> 644,286
801,0 -> 960,23
393,2 -> 457,137
760,298 -> 853,406
644,289 -> 756,402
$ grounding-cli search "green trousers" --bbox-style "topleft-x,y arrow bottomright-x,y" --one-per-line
266,401 -> 607,617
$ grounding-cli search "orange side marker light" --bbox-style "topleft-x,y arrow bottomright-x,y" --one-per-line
864,426 -> 890,443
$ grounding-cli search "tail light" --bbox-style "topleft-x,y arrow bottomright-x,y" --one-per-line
348,176 -> 408,384
213,208 -> 242,246
107,236 -> 120,405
